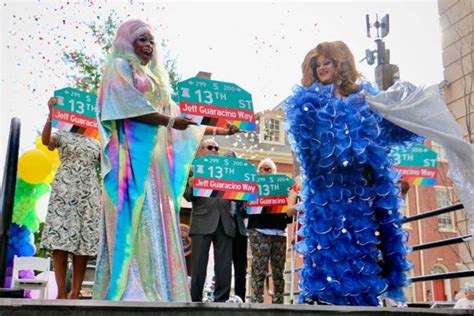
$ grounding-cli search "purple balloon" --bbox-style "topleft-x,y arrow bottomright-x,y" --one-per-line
4,276 -> 12,288
19,269 -> 34,279
24,290 -> 32,298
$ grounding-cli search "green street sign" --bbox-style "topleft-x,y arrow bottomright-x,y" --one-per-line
390,144 -> 438,186
192,155 -> 257,201
177,77 -> 256,131
254,174 -> 294,197
247,174 -> 294,214
52,87 -> 98,138
390,144 -> 437,168
54,87 -> 97,118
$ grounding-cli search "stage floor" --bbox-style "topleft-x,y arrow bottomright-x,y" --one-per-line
0,299 -> 472,316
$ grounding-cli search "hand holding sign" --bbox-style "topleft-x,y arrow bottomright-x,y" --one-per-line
178,77 -> 256,131
226,121 -> 242,135
47,97 -> 57,113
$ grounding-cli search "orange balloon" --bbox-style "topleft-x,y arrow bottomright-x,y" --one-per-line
18,149 -> 52,184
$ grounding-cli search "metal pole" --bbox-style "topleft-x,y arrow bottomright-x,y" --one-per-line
414,186 -> 427,302
404,203 -> 464,223
289,211 -> 299,304
412,270 -> 474,283
412,235 -> 473,252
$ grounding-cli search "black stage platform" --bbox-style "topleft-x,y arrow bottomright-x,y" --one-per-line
0,299 -> 472,316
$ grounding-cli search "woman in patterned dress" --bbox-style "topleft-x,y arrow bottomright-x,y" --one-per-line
40,96 -> 100,299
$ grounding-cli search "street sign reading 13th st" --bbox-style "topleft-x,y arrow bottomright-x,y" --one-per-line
53,87 -> 98,139
177,77 -> 256,131
390,144 -> 438,186
192,156 -> 258,201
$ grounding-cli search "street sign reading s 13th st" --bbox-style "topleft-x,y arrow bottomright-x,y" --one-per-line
53,87 -> 98,139
192,156 -> 258,201
177,77 -> 256,131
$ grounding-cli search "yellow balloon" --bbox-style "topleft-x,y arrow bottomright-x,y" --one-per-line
35,136 -> 60,168
44,172 -> 55,184
18,149 -> 53,184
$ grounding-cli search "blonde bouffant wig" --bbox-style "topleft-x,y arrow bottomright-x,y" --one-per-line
301,41 -> 362,96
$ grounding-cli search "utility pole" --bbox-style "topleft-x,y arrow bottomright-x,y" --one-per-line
362,14 -> 399,90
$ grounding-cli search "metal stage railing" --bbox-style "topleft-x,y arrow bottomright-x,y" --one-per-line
403,203 -> 464,224
403,202 -> 472,283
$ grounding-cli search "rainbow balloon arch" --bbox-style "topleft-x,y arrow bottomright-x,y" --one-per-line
4,137 -> 59,296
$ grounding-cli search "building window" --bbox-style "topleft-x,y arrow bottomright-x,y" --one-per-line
263,118 -> 281,143
431,142 -> 447,161
436,189 -> 455,231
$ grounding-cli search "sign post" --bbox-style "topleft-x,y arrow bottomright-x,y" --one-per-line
177,77 -> 256,131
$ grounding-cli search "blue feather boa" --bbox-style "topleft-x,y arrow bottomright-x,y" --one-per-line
283,81 -> 423,306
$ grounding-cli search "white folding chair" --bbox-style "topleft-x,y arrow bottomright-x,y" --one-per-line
10,255 -> 51,299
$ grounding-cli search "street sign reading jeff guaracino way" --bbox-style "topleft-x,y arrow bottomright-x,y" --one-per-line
177,77 -> 256,131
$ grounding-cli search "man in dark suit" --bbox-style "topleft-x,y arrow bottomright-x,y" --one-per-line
224,150 -> 248,302
184,139 -> 235,302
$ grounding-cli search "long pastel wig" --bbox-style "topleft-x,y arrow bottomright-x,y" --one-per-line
111,19 -> 171,107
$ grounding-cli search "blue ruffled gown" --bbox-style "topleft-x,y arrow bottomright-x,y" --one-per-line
283,82 -> 423,306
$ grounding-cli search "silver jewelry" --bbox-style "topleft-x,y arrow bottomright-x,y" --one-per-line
167,116 -> 176,128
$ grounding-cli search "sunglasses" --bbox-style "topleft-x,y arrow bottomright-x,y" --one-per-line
203,145 -> 219,152
260,167 -> 272,172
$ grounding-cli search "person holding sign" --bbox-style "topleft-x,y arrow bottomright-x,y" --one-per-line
94,19 -> 240,302
248,158 -> 293,304
40,96 -> 101,299
283,41 -> 427,306
184,139 -> 236,302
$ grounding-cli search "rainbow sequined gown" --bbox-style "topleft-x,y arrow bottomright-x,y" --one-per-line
93,58 -> 204,301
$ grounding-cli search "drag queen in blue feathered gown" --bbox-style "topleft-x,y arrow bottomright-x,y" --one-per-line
283,41 -> 424,306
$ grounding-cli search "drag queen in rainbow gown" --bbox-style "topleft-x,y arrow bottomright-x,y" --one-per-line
284,41 -> 430,306
93,20 -> 204,301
